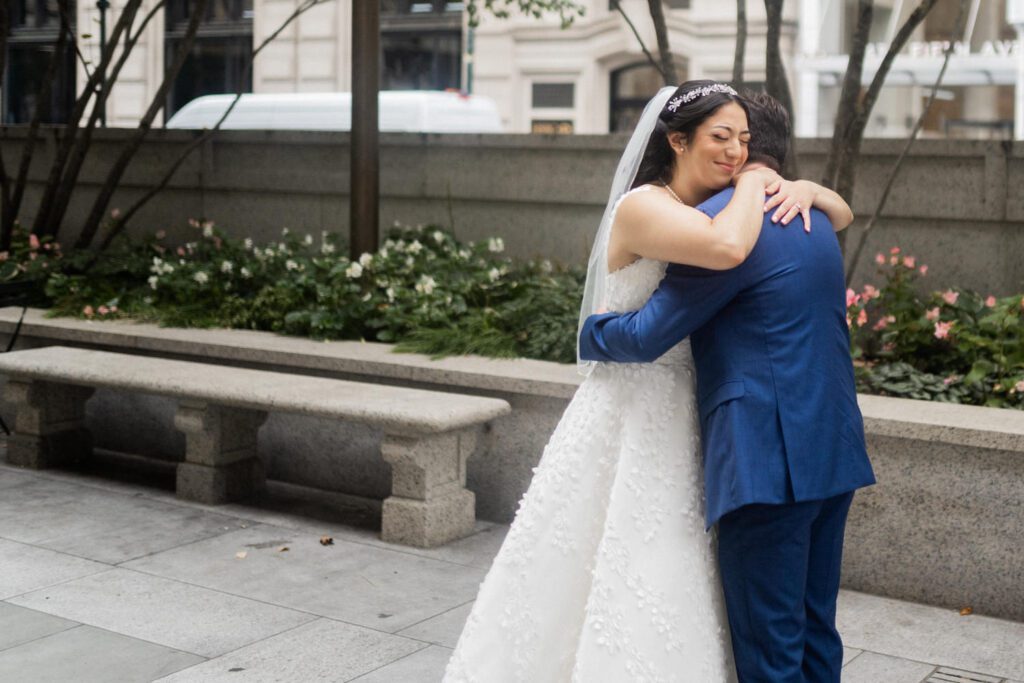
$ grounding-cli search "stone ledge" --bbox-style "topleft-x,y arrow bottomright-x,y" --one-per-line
3,308 -> 1023,452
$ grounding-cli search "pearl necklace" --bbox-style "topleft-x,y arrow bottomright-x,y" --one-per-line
662,183 -> 684,204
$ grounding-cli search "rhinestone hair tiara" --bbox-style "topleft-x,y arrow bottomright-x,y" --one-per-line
665,83 -> 738,114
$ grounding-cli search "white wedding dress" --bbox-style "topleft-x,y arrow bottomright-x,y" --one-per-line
444,191 -> 737,682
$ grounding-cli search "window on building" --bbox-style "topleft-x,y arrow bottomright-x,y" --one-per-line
609,60 -> 686,132
532,83 -> 574,109
382,0 -> 462,91
164,0 -> 254,121
4,0 -> 76,123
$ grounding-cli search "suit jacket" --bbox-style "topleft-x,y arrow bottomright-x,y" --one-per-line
579,187 -> 875,527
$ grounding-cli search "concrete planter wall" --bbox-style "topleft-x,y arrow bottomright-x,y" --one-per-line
7,127 -> 1024,295
1,309 -> 1022,621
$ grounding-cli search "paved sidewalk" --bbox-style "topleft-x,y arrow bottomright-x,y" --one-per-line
0,462 -> 1021,683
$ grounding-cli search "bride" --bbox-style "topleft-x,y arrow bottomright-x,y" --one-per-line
443,81 -> 853,682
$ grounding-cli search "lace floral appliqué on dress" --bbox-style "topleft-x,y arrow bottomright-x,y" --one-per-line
444,187 -> 737,683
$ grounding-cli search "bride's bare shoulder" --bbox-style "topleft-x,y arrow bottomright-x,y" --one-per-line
615,185 -> 675,223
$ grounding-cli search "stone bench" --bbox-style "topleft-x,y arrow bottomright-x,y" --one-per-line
0,345 -> 511,548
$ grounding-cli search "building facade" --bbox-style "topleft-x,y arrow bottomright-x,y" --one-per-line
4,0 -> 1022,139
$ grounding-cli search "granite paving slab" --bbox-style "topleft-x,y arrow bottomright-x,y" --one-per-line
0,477 -> 248,563
8,568 -> 315,658
347,644 -> 454,683
397,601 -> 473,648
837,590 -> 1024,680
840,651 -> 937,682
154,618 -> 425,682
0,625 -> 202,682
0,602 -> 78,652
0,538 -> 108,600
842,647 -> 863,666
121,524 -> 488,632
0,466 -> 35,490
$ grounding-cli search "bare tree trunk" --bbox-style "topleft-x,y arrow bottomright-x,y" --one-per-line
845,0 -> 968,285
0,0 -> 13,247
612,0 -> 666,83
763,0 -> 798,176
732,0 -> 747,86
74,0 -> 210,250
11,0 -> 72,244
824,0 -> 940,199
31,0 -> 144,238
46,0 -> 165,242
99,0 -> 332,250
646,0 -> 678,86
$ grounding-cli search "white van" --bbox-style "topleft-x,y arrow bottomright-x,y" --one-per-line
165,90 -> 504,134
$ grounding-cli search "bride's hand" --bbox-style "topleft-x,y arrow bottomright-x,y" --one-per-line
763,179 -> 815,233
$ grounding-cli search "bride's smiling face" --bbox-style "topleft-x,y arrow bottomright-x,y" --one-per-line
670,102 -> 751,195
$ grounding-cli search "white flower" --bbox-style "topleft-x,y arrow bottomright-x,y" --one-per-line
281,227 -> 290,236
407,240 -> 423,254
321,243 -> 336,255
385,286 -> 396,302
240,267 -> 252,279
244,238 -> 253,250
379,247 -> 389,259
278,242 -> 289,253
220,261 -> 233,274
148,275 -> 159,290
433,230 -> 445,244
488,237 -> 505,253
540,259 -> 553,274
346,262 -> 363,279
488,267 -> 500,282
361,292 -> 372,302
405,256 -> 415,268
285,259 -> 299,271
202,223 -> 214,239
459,248 -> 471,260
264,248 -> 276,258
303,234 -> 313,246
359,252 -> 373,267
415,275 -> 436,295
193,271 -> 209,285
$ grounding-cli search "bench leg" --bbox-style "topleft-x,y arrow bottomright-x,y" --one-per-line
4,380 -> 94,469
380,429 -> 477,548
174,401 -> 267,504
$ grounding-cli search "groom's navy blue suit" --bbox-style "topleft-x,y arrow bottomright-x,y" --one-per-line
579,188 -> 875,683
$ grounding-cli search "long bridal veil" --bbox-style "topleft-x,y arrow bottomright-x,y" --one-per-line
576,86 -> 676,374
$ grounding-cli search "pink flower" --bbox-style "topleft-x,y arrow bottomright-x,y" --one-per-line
875,253 -> 886,265
862,284 -> 880,300
110,305 -> 118,313
156,230 -> 167,240
903,256 -> 916,269
890,247 -> 901,255
944,375 -> 959,386
28,252 -> 36,261
942,290 -> 959,305
177,247 -> 186,257
845,288 -> 860,308
83,305 -> 94,318
873,315 -> 896,331
889,256 -> 899,266
857,309 -> 868,326
882,342 -> 895,352
985,295 -> 997,307
0,252 -> 8,262
925,307 -> 940,321
1016,380 -> 1024,393
97,306 -> 109,315
28,234 -> 39,250
934,320 -> 955,340
111,208 -> 122,219
919,265 -> 928,276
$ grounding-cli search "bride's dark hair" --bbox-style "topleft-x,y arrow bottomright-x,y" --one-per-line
630,80 -> 748,189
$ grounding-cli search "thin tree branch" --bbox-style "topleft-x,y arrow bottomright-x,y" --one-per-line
822,0 -> 872,191
845,0 -> 968,286
98,0 -> 333,251
611,0 -> 665,82
0,0 -> 12,246
75,0 -> 209,250
763,0 -> 798,176
646,0 -> 677,86
732,0 -> 747,86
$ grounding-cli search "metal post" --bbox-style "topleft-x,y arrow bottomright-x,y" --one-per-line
466,26 -> 474,94
96,0 -> 109,127
350,0 -> 380,259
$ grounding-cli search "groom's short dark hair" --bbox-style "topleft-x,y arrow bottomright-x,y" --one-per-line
744,92 -> 789,173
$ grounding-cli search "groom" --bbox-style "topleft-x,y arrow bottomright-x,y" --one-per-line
579,94 -> 875,683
